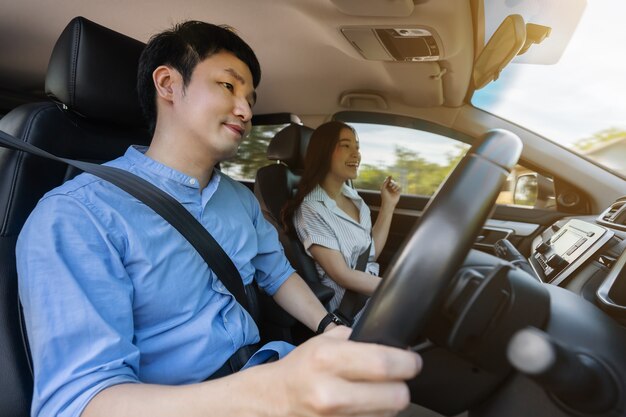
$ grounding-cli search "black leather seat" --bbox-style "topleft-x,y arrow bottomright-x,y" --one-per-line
255,124 -> 335,343
254,124 -> 334,308
0,17 -> 149,417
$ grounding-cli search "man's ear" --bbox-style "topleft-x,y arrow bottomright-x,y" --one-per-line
153,65 -> 182,103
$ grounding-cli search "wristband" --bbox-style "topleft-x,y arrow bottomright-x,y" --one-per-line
316,312 -> 344,335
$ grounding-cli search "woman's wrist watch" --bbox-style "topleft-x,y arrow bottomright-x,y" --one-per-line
316,312 -> 345,335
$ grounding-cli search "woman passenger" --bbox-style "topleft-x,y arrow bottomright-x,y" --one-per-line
281,121 -> 401,324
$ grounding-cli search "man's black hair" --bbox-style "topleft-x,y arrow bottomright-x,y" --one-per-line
137,21 -> 261,134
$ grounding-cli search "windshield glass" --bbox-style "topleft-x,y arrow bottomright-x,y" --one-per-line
472,0 -> 626,178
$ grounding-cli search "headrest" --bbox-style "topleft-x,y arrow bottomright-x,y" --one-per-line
45,16 -> 146,128
266,124 -> 314,171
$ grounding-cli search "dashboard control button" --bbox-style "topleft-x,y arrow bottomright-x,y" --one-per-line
536,242 -> 551,254
547,254 -> 568,270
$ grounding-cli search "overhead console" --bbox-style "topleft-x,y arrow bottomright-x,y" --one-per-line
341,26 -> 443,62
530,219 -> 613,285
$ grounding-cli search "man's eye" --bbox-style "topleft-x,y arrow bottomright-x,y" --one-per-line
222,82 -> 234,91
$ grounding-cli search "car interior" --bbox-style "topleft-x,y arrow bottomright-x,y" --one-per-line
0,1 -> 625,417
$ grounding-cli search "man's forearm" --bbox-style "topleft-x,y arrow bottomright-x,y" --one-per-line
83,328 -> 421,417
272,273 -> 328,331
83,367 -> 283,417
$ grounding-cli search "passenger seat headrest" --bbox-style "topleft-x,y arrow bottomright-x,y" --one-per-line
45,16 -> 146,128
266,124 -> 313,172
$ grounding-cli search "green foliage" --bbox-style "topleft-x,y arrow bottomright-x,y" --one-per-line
221,124 -> 288,179
354,164 -> 388,190
353,144 -> 468,196
572,127 -> 626,152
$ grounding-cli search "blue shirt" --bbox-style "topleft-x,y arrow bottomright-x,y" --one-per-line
16,146 -> 295,417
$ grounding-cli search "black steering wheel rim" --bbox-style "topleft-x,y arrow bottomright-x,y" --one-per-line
351,129 -> 523,347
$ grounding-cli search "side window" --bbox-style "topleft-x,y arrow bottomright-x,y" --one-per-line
220,123 -> 289,181
344,118 -> 556,210
347,122 -> 470,197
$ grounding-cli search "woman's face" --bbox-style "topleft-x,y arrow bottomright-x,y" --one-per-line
329,128 -> 361,181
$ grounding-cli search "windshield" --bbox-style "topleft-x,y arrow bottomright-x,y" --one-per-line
472,0 -> 626,178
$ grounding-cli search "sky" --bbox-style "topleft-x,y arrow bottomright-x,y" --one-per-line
472,0 -> 626,147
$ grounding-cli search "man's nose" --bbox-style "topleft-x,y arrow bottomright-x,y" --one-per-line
234,97 -> 252,122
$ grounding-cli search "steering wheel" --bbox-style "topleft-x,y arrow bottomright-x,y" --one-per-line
349,129 -> 626,417
351,129 -> 522,347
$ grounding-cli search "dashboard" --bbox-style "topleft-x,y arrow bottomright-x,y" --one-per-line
528,199 -> 626,327
530,219 -> 613,285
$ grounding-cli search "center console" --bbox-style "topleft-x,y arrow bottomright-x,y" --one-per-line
530,219 -> 613,285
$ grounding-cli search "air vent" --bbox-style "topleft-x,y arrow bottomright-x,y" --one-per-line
603,202 -> 623,222
598,197 -> 626,230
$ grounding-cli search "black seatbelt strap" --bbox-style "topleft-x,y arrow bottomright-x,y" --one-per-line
0,129 -> 251,313
333,242 -> 371,326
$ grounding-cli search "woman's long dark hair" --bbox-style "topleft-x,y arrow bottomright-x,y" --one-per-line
281,121 -> 356,234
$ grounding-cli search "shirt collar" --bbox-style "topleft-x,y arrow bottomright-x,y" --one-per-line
123,145 -> 220,191
341,183 -> 362,202
304,184 -> 360,205
304,184 -> 364,226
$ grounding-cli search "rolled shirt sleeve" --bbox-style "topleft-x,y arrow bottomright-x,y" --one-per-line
294,202 -> 341,254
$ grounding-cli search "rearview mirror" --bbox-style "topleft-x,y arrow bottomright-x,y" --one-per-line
472,14 -> 526,90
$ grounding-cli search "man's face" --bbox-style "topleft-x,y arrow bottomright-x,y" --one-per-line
174,51 -> 256,162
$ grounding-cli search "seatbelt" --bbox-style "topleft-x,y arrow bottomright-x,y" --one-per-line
333,242 -> 371,326
0,129 -> 253,315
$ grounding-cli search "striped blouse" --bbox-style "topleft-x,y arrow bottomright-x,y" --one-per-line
294,184 -> 379,321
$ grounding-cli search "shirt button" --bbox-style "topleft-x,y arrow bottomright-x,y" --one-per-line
189,178 -> 197,185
